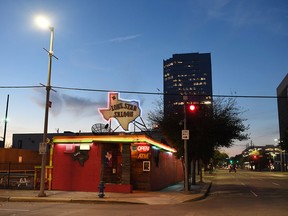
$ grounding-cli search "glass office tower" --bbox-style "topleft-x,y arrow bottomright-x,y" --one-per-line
163,53 -> 213,117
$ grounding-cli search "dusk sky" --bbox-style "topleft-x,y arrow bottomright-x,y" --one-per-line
0,0 -> 287,156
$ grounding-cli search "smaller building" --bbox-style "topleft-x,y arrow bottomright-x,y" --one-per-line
242,145 -> 287,171
12,132 -> 90,151
51,133 -> 183,193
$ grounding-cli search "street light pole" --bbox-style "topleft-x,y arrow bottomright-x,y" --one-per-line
38,26 -> 54,197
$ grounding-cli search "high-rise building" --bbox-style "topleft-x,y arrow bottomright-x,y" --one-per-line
277,74 -> 288,141
163,53 -> 213,117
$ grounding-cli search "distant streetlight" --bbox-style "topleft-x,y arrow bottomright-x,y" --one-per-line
35,15 -> 55,197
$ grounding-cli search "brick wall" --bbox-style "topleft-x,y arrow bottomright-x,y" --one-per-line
150,149 -> 183,190
130,146 -> 183,191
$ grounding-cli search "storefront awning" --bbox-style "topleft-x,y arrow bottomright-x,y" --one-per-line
53,134 -> 177,153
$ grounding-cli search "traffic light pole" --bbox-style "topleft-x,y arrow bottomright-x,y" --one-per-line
183,96 -> 189,192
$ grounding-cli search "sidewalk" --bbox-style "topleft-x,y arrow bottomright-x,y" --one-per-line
0,179 -> 212,205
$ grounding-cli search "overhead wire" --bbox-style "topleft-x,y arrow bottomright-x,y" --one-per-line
0,85 -> 286,99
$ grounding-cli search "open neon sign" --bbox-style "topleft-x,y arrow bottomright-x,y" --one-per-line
136,145 -> 150,153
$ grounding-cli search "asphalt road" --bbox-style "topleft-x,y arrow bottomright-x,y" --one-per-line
0,169 -> 287,216
185,169 -> 288,216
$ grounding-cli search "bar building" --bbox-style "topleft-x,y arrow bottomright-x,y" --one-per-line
51,133 -> 182,193
163,53 -> 213,117
11,132 -> 183,193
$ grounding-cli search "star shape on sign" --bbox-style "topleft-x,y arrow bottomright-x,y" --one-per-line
98,92 -> 141,131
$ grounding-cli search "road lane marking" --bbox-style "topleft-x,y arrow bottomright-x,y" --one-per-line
250,190 -> 258,197
272,182 -> 280,186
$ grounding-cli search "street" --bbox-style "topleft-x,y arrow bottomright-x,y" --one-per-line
0,169 -> 288,216
186,169 -> 288,215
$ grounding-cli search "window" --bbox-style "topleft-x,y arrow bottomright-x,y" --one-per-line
18,140 -> 23,149
143,161 -> 150,171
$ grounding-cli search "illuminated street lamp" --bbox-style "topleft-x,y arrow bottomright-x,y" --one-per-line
35,15 -> 55,197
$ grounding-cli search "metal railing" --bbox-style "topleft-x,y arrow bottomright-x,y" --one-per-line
0,163 -> 35,189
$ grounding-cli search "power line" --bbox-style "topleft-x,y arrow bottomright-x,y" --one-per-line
53,86 -> 161,95
51,85 -> 285,99
0,85 -> 285,99
0,85 -> 42,89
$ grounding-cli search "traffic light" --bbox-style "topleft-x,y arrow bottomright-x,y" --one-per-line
253,155 -> 258,160
188,104 -> 196,111
188,104 -> 197,112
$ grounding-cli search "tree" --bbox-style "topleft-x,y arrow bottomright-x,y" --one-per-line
212,98 -> 249,147
213,150 -> 229,168
148,96 -> 249,185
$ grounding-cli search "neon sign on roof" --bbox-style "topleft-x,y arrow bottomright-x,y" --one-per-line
98,92 -> 141,131
53,134 -> 177,153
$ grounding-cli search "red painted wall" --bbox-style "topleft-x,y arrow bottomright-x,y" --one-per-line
52,143 -> 132,193
150,149 -> 183,191
52,142 -> 182,193
52,144 -> 101,192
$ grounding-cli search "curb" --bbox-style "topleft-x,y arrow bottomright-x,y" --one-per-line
71,198 -> 147,205
0,197 -> 9,202
5,197 -> 147,205
1,182 -> 212,205
8,197 -> 72,203
183,181 -> 212,202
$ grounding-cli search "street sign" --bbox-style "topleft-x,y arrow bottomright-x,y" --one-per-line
39,142 -> 47,154
182,130 -> 189,140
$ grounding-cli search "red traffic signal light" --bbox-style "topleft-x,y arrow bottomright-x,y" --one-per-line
188,104 -> 196,112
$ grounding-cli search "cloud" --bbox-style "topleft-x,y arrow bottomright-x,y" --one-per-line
60,94 -> 103,117
106,34 -> 142,43
31,89 -> 107,118
195,0 -> 231,18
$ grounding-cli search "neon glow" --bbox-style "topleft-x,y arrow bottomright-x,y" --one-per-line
53,134 -> 177,153
136,145 -> 150,153
98,92 -> 142,131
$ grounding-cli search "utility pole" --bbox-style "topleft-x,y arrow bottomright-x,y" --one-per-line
3,94 -> 9,148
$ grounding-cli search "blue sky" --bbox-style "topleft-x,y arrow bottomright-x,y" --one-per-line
0,0 -> 287,156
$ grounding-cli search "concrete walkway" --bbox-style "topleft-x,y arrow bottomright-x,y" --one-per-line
0,180 -> 212,205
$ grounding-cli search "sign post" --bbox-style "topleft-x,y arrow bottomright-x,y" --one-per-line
182,130 -> 189,140
39,142 -> 47,155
